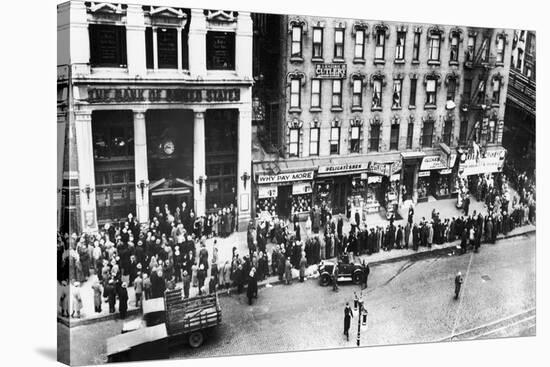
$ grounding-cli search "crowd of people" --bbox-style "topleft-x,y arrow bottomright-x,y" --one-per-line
57,172 -> 535,318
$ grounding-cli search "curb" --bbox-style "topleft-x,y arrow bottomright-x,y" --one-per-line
59,227 -> 535,327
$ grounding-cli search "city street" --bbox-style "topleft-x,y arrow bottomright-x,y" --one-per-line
65,232 -> 535,365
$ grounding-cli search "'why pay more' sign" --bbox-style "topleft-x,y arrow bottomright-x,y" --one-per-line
257,171 -> 314,184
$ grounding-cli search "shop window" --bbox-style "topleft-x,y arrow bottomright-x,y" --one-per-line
89,24 -> 127,67
412,32 -> 420,62
422,121 -> 434,148
426,79 -> 437,106
310,127 -> 320,156
392,79 -> 402,108
390,124 -> 400,150
311,79 -> 321,108
395,31 -> 406,61
312,27 -> 323,59
466,35 -> 476,62
428,34 -> 441,62
330,127 -> 340,154
95,171 -> 136,223
442,119 -> 453,145
332,80 -> 342,108
291,25 -> 302,58
447,78 -> 457,101
406,122 -> 414,149
372,79 -> 382,109
516,48 -> 523,69
409,78 -> 417,106
289,128 -> 300,157
369,124 -> 380,152
459,120 -> 468,144
92,111 -> 134,159
334,29 -> 345,59
290,78 -> 301,108
450,34 -> 459,63
354,29 -> 365,60
352,79 -> 363,108
375,30 -> 386,60
492,78 -> 501,104
350,126 -> 361,153
206,31 -> 235,70
496,35 -> 505,63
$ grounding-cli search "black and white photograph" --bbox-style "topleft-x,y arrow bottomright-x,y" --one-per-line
51,0 -> 539,365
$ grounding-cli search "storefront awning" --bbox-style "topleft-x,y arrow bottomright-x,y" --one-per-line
401,151 -> 426,159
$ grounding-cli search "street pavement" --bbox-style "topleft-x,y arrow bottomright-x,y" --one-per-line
64,232 -> 535,365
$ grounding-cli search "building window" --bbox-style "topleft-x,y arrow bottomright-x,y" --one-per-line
334,29 -> 345,59
146,27 -> 189,70
310,127 -> 320,156
496,36 -> 505,63
350,126 -> 361,153
289,128 -> 300,157
466,35 -> 476,62
488,120 -> 497,144
517,48 -> 524,69
459,120 -> 468,144
352,79 -> 363,108
409,78 -> 417,106
354,29 -> 365,59
422,121 -> 434,148
390,124 -> 400,150
392,79 -> 402,108
206,31 -> 235,70
89,24 -> 127,67
372,79 -> 382,109
480,37 -> 490,62
412,32 -> 420,61
312,27 -> 323,59
330,127 -> 340,154
375,29 -> 386,60
463,78 -> 472,103
426,79 -> 437,106
395,31 -> 406,60
406,122 -> 414,149
291,26 -> 302,58
447,78 -> 457,101
290,79 -> 301,108
311,79 -> 321,108
332,80 -> 342,108
476,80 -> 486,105
450,34 -> 459,62
369,124 -> 381,152
428,34 -> 441,61
442,119 -> 452,145
492,78 -> 501,104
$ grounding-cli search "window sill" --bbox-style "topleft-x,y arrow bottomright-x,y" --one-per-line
491,103 -> 500,108
427,60 -> 441,66
371,107 -> 383,112
408,105 -> 416,110
424,104 -> 437,110
353,58 -> 366,64
411,60 -> 420,65
290,56 -> 304,63
374,59 -> 386,65
331,107 -> 344,112
289,108 -> 302,114
449,61 -> 459,66
495,62 -> 505,67
332,58 -> 345,63
351,107 -> 363,112
310,107 -> 322,113
312,57 -> 324,63
394,59 -> 406,64
391,106 -> 403,110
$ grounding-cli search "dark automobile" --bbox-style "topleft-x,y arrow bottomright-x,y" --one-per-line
318,255 -> 367,286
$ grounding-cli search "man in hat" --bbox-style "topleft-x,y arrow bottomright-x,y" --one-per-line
454,271 -> 464,300
104,278 -> 117,313
91,280 -> 103,313
133,271 -> 143,307
343,302 -> 353,341
247,267 -> 258,306
182,270 -> 191,299
71,282 -> 83,319
118,282 -> 129,319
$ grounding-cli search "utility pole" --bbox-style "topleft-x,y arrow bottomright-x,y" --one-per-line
356,292 -> 368,346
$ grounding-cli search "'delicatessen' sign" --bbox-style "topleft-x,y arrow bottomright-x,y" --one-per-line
257,171 -> 314,184
86,87 -> 241,104
314,64 -> 347,79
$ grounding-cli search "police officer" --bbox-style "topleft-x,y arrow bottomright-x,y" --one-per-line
362,260 -> 370,289
454,271 -> 464,300
333,265 -> 339,292
343,302 -> 353,341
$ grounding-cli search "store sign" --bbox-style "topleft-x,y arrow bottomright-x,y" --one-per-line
420,155 -> 454,170
258,185 -> 278,199
292,182 -> 312,195
87,87 -> 241,104
257,171 -> 314,184
440,169 -> 452,175
318,163 -> 368,175
368,176 -> 382,183
459,148 -> 506,176
390,160 -> 402,175
314,63 -> 347,79
390,174 -> 401,181
368,162 -> 393,176
418,171 -> 431,177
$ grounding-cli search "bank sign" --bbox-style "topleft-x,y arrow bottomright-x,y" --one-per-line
86,87 -> 241,104
314,64 -> 347,79
257,171 -> 314,184
460,149 -> 506,176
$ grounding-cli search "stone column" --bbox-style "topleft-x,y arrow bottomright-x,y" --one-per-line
188,9 -> 207,78
152,27 -> 159,70
133,109 -> 149,224
177,28 -> 183,72
57,112 -> 67,230
126,4 -> 146,77
74,110 -> 98,233
193,109 -> 207,217
237,107 -> 253,230
235,11 -> 253,79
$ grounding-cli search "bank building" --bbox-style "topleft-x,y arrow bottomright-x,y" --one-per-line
58,1 -> 253,233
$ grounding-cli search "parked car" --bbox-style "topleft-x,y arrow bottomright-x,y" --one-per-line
318,255 -> 367,286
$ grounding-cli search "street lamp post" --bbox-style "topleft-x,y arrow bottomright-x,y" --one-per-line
356,295 -> 368,347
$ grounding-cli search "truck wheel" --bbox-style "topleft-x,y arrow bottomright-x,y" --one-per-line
352,271 -> 363,285
188,331 -> 204,348
320,273 -> 331,286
